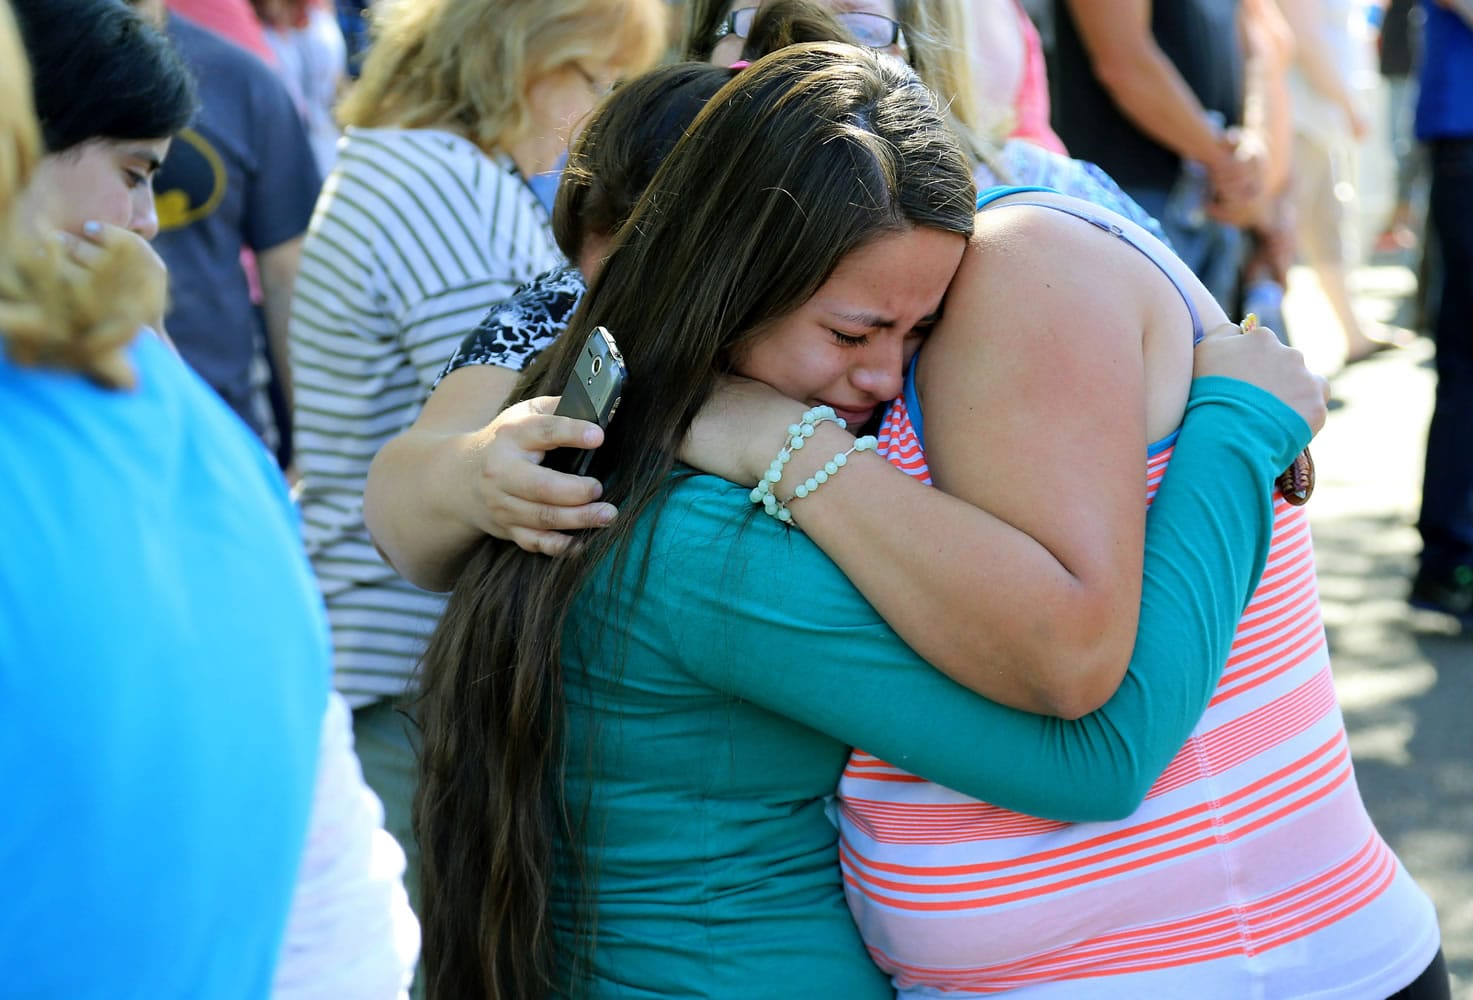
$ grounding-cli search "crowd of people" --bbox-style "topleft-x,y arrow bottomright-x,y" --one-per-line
2,0 -> 1466,997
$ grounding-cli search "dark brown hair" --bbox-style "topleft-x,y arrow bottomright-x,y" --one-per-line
414,42 -> 975,999
552,1 -> 865,263
551,62 -> 734,263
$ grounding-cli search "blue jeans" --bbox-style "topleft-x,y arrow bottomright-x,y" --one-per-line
1132,180 -> 1244,312
1418,138 -> 1473,577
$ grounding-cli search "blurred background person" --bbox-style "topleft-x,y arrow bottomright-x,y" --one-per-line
9,1 -> 421,994
965,0 -> 1067,153
1282,0 -> 1411,365
129,0 -> 322,471
289,0 -> 666,942
1409,0 -> 1473,627
913,0 -> 1162,234
0,1 -> 328,994
169,0 -> 276,60
252,0 -> 349,173
1238,0 -> 1299,342
1050,0 -> 1268,309
684,0 -> 1164,236
1375,0 -> 1426,254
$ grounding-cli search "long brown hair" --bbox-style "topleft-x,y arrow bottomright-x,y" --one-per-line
414,42 -> 975,999
550,62 -> 734,263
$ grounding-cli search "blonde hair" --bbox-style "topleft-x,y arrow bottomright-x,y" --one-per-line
338,0 -> 668,154
904,0 -> 1013,178
0,0 -> 159,389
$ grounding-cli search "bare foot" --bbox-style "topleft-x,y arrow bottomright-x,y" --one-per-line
1343,326 -> 1417,367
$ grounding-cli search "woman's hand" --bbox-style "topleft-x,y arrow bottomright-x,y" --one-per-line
1194,321 -> 1330,434
458,396 -> 617,556
58,221 -> 171,342
680,377 -> 823,486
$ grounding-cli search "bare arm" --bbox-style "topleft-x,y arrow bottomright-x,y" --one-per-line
362,366 -> 612,592
682,197 -> 1326,718
258,236 -> 303,418
1064,0 -> 1234,168
800,207 -> 1202,717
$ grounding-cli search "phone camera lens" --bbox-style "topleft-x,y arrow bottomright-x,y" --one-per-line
590,356 -> 603,377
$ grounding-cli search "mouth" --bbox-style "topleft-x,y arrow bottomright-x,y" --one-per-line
820,402 -> 878,428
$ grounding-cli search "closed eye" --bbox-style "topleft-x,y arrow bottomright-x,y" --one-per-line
829,329 -> 868,347
124,170 -> 150,190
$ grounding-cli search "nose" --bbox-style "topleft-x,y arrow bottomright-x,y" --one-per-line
851,335 -> 906,403
132,187 -> 160,241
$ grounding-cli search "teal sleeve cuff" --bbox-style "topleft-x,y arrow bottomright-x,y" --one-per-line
1188,375 -> 1314,468
1092,373 -> 1313,815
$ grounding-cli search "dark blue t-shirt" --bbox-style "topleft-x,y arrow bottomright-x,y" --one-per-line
153,13 -> 321,432
0,333 -> 328,997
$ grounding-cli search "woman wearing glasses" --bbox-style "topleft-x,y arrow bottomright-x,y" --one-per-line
686,0 -> 1165,240
695,0 -> 906,64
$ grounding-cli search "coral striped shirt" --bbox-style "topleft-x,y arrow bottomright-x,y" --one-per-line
842,393 -> 1440,997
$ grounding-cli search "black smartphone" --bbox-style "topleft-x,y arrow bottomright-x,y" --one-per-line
548,325 -> 627,476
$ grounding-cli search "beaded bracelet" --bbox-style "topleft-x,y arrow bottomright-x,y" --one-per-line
749,405 -> 847,523
750,406 -> 879,528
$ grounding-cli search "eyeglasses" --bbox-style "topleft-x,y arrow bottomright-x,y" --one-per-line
712,6 -> 906,54
570,63 -> 616,98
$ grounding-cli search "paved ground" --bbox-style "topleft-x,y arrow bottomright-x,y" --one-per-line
1284,262 -> 1472,996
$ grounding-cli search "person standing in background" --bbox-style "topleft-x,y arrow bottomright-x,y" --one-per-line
966,0 -> 1067,153
1282,0 -> 1410,365
294,0 -> 667,952
12,3 -> 422,993
1410,0 -> 1473,627
1376,0 -> 1425,252
252,0 -> 349,174
128,0 -> 321,467
169,0 -> 276,61
1051,0 -> 1267,308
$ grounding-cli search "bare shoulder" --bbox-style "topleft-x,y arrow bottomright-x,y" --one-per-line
960,193 -> 1223,333
945,198 -> 1145,335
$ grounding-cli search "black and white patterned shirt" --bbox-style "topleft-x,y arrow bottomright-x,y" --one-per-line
439,264 -> 588,382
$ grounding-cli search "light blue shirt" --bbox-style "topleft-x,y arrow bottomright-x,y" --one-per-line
0,333 -> 329,998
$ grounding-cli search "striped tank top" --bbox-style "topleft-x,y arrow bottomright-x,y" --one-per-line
839,190 -> 1440,998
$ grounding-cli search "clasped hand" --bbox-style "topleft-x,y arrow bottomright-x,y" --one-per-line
464,396 -> 616,556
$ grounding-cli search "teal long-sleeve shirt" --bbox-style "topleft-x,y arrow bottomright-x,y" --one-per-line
555,376 -> 1313,999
